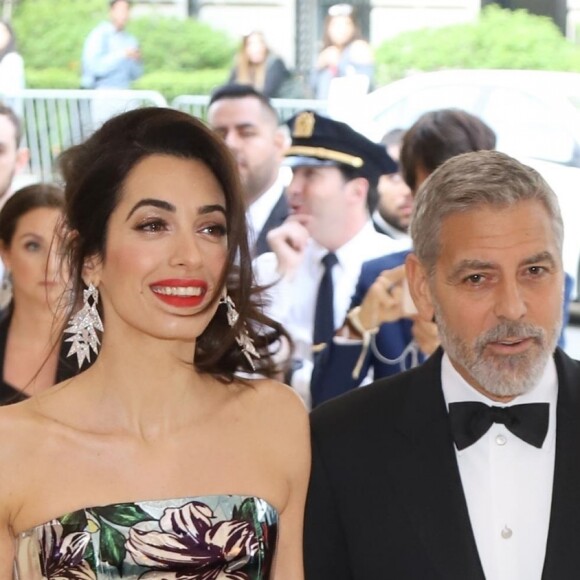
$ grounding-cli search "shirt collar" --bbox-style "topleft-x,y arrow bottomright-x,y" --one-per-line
372,210 -> 411,241
246,172 -> 286,238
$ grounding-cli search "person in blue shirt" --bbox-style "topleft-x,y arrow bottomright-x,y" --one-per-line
81,0 -> 143,89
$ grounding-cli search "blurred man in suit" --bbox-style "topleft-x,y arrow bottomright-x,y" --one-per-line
208,84 -> 289,256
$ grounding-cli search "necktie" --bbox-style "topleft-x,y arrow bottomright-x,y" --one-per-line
448,401 -> 549,450
312,252 -> 338,353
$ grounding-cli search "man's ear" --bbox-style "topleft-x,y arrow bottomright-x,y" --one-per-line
274,126 -> 290,159
14,147 -> 29,175
405,252 -> 435,322
346,176 -> 369,206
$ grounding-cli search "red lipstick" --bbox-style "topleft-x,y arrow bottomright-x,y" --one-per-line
150,279 -> 208,308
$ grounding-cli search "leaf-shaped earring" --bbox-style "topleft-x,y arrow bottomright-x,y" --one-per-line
219,291 -> 260,371
64,282 -> 103,368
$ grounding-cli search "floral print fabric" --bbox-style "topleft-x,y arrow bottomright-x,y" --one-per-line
14,495 -> 278,579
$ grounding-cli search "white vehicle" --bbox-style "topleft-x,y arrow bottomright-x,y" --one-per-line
350,69 -> 580,296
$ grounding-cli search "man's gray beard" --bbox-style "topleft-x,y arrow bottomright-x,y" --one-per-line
433,300 -> 561,398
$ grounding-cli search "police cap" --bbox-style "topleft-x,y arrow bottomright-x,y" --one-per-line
284,111 -> 397,186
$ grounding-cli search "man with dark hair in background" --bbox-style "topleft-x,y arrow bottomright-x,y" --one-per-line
373,128 -> 412,241
208,84 -> 289,256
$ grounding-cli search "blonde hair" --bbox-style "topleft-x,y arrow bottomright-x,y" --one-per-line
234,31 -> 270,92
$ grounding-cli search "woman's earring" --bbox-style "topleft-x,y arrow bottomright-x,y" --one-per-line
64,282 -> 103,368
220,292 -> 260,371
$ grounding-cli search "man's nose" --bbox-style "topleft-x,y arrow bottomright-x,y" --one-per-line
494,278 -> 527,321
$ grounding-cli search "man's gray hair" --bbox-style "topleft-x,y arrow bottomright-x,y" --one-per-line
410,150 -> 563,274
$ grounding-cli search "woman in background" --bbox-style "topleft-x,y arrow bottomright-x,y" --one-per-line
0,20 -> 24,93
229,30 -> 290,98
0,183 -> 77,406
311,3 -> 374,99
0,107 -> 309,578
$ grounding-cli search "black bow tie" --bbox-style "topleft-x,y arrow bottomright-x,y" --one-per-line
448,401 -> 549,451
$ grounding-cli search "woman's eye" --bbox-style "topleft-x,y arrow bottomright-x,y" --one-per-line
24,241 -> 41,252
201,224 -> 227,237
136,219 -> 167,233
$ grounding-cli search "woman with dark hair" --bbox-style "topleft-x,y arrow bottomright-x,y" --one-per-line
0,20 -> 24,93
0,183 -> 77,405
1,108 -> 309,578
311,3 -> 374,99
229,30 -> 290,98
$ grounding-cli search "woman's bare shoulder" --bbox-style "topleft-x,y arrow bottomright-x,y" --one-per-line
242,377 -> 308,419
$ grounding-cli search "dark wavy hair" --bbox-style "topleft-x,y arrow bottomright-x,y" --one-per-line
400,108 -> 496,193
59,107 -> 287,381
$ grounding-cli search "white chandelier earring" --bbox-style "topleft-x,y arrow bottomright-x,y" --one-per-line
64,282 -> 104,368
219,291 -> 260,371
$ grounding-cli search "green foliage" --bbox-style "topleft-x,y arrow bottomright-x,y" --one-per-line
25,68 -> 80,89
134,69 -> 229,100
131,17 -> 235,72
12,0 -> 235,98
13,0 -> 104,72
375,5 -> 580,86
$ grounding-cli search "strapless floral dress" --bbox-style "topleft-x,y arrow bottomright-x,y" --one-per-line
13,494 -> 278,579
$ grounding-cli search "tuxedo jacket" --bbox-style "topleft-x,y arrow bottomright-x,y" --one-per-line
305,348 -> 580,579
253,190 -> 288,257
310,250 -> 423,407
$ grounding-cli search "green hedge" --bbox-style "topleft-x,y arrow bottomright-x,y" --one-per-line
12,0 -> 235,97
375,5 -> 580,86
133,69 -> 230,101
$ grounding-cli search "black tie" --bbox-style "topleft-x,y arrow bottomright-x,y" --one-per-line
448,401 -> 549,451
313,252 -> 338,353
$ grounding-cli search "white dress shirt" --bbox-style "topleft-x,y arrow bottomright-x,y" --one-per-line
253,221 -> 410,407
246,173 -> 287,249
441,353 -> 557,580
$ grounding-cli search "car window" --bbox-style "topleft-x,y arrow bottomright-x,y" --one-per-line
483,88 -> 576,165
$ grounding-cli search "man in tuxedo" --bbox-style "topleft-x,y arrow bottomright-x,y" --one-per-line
207,84 -> 289,256
305,150 -> 580,579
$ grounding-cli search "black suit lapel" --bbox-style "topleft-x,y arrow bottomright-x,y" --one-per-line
385,350 -> 486,579
542,349 -> 580,579
253,190 -> 288,256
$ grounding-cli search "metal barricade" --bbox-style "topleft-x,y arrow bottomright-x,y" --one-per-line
0,89 -> 167,181
0,90 -> 327,183
171,94 -> 328,124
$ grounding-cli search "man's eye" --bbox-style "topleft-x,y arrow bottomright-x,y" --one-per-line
465,274 -> 484,285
